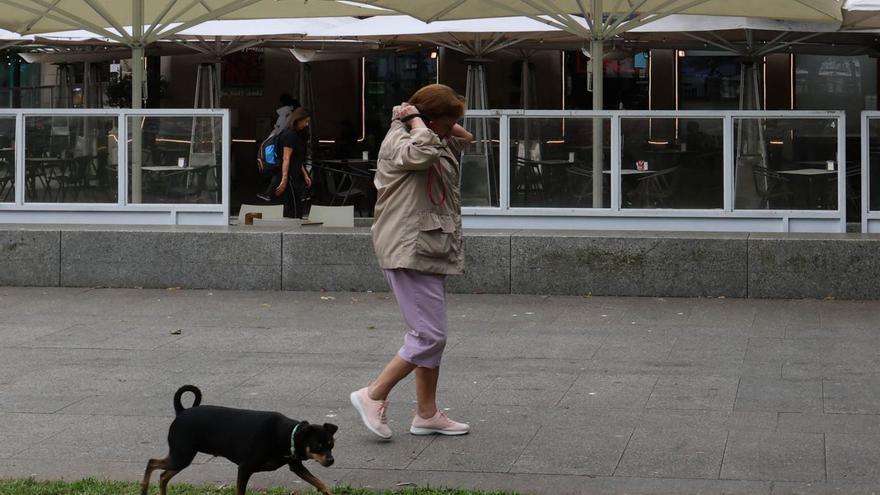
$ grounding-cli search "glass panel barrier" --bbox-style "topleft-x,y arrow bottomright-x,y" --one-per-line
509,117 -> 611,208
0,117 -> 14,203
24,115 -> 118,203
128,115 -> 223,205
870,119 -> 880,212
460,116 -> 500,207
734,117 -> 838,210
620,117 -> 724,209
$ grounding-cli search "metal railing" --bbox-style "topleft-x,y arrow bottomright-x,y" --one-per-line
0,108 -> 230,225
461,110 -> 846,233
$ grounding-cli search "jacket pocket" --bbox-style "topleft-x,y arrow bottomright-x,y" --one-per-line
415,212 -> 456,258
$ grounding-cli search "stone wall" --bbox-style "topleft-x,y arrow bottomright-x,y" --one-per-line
1,225 -> 878,299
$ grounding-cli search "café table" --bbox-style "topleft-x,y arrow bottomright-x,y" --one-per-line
320,158 -> 376,171
778,165 -> 837,209
515,158 -> 582,206
604,169 -> 658,206
141,164 -> 211,201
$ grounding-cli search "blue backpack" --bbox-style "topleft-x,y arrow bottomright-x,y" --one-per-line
257,131 -> 282,177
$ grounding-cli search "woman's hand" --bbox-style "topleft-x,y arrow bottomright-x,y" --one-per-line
398,102 -> 420,119
275,177 -> 288,196
304,174 -> 312,189
398,102 -> 427,129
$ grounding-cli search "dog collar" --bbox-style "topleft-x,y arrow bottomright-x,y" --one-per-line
290,424 -> 301,458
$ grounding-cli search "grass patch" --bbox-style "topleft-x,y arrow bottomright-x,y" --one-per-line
0,479 -> 516,495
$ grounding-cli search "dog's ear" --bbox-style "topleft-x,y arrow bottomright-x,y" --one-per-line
323,423 -> 338,436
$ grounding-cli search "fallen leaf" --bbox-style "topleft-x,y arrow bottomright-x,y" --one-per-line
260,303 -> 271,308
320,296 -> 336,301
170,329 -> 182,335
367,325 -> 376,330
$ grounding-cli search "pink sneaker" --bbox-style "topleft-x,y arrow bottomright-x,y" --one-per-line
410,411 -> 470,436
350,387 -> 392,439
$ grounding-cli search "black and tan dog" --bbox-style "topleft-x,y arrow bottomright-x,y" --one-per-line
141,385 -> 337,495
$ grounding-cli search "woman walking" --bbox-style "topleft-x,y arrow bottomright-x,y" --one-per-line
273,107 -> 312,218
351,84 -> 474,439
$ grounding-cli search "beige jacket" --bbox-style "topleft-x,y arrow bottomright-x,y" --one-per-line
371,109 -> 465,275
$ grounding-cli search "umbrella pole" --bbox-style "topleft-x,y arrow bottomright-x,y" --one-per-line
130,0 -> 144,203
131,45 -> 144,203
592,38 -> 604,208
132,47 -> 144,110
521,57 -> 530,109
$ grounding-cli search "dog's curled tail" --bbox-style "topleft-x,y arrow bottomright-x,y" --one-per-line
173,385 -> 202,415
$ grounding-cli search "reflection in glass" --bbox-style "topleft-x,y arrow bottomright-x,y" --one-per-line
0,118 -> 13,202
734,118 -> 838,210
24,115 -> 118,203
565,50 -> 650,110
460,116 -> 500,207
679,55 -> 742,110
509,117 -> 611,208
797,55 -> 877,135
620,118 -> 724,209
128,116 -> 223,205
870,120 -> 880,212
363,51 -> 437,158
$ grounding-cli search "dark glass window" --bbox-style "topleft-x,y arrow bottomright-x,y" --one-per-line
363,51 -> 437,155
678,54 -> 741,110
564,50 -> 649,110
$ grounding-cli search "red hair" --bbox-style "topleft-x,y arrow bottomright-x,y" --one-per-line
408,84 -> 466,121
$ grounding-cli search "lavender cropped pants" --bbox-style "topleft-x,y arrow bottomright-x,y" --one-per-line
383,268 -> 448,368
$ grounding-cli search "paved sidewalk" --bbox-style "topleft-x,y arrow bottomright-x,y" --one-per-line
1,287 -> 880,494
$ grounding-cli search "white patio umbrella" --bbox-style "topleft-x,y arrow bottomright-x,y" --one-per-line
0,0 -> 390,108
351,0 -> 844,207
0,29 -> 30,50
350,0 -> 843,111
173,18 -> 361,109
316,15 -> 586,109
39,18 -> 368,108
628,15 -> 842,56
625,14 -> 855,113
843,0 -> 880,28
